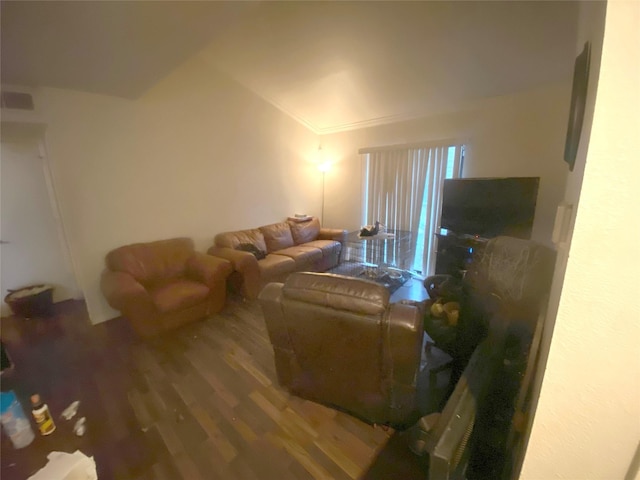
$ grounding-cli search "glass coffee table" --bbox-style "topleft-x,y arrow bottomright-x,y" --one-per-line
331,230 -> 414,292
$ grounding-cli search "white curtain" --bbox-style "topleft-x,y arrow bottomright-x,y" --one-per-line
361,142 -> 463,275
365,147 -> 428,270
421,146 -> 462,275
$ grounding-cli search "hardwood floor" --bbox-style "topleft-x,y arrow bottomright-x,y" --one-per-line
0,290 -> 432,480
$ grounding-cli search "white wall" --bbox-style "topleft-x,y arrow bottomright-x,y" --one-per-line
521,1 -> 640,478
38,52 -> 319,324
319,82 -> 571,246
0,130 -> 80,313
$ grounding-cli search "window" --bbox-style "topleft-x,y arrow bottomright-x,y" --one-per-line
412,145 -> 463,275
360,142 -> 464,277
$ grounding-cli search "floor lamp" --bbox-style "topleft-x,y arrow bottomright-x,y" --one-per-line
321,169 -> 326,226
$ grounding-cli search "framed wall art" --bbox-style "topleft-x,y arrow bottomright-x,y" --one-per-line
564,41 -> 591,171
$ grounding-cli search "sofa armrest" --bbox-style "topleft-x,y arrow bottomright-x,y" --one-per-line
101,270 -> 152,310
387,302 -> 424,386
257,282 -> 288,346
187,252 -> 233,288
318,228 -> 347,244
207,246 -> 262,298
258,282 -> 296,386
398,298 -> 432,318
100,270 -> 158,336
207,246 -> 258,271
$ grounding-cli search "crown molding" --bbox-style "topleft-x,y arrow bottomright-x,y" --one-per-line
257,90 -> 468,136
313,109 -> 442,135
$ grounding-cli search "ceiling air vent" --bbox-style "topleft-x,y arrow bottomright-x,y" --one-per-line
1,91 -> 35,110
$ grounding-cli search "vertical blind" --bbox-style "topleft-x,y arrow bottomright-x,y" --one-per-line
360,141 -> 463,275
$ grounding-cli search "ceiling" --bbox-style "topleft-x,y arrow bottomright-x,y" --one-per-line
1,1 -> 579,134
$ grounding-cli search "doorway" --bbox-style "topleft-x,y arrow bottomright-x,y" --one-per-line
0,126 -> 79,317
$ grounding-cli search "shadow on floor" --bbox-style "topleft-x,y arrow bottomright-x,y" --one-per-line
363,340 -> 453,480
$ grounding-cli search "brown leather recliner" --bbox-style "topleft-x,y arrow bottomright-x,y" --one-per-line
101,237 -> 233,337
258,272 -> 424,428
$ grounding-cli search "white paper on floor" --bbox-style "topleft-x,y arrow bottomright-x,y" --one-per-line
27,450 -> 97,480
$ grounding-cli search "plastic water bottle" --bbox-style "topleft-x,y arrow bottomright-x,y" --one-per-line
0,390 -> 36,449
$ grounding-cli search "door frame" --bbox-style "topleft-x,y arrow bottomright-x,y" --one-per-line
1,121 -> 82,307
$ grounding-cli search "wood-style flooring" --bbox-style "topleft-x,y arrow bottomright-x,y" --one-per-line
0,280 -> 431,480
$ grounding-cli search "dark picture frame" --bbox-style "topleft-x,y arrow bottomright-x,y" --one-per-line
564,41 -> 591,171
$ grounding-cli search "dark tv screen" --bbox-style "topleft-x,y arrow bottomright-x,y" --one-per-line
440,177 -> 539,239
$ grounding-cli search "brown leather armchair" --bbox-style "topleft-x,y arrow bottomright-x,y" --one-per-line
101,237 -> 233,337
258,272 -> 424,428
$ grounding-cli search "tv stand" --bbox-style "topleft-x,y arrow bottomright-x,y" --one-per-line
434,233 -> 488,278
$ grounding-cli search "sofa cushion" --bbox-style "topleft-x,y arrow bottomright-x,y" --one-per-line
150,279 -> 210,313
215,229 -> 268,253
303,239 -> 341,257
260,222 -> 294,252
273,245 -> 323,269
105,237 -> 194,284
258,254 -> 296,278
303,240 -> 342,271
288,217 -> 320,245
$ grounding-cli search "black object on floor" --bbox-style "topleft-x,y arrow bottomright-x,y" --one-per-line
4,285 -> 54,318
1,341 -> 12,372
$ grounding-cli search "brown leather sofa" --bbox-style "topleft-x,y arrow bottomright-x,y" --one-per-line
101,237 -> 233,337
258,271 -> 424,428
208,217 -> 346,299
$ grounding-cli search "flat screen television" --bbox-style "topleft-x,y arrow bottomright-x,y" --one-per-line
440,177 -> 539,239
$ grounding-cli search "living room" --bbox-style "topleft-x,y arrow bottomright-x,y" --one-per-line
1,1 -> 638,479
1,1 -> 575,326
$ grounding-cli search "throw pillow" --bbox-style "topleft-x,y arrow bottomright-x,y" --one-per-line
260,222 -> 294,252
236,243 -> 266,260
289,217 -> 320,244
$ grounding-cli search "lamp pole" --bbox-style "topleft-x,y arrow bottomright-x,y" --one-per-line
317,145 -> 328,226
321,169 -> 326,226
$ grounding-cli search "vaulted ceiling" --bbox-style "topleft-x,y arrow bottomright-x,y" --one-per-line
1,1 -> 579,134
